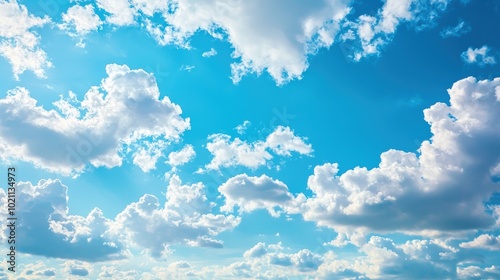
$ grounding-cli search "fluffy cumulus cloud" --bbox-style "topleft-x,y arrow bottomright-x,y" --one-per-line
299,77 -> 500,238
0,175 -> 240,261
457,265 -> 500,280
2,0 -> 458,84
204,126 -> 312,171
0,179 -> 127,261
58,4 -> 103,47
64,261 -> 92,277
210,77 -> 500,240
0,0 -> 52,79
115,174 -> 240,258
0,64 -> 190,176
167,144 -> 196,167
461,46 -> 496,66
18,262 -> 57,278
316,236 -> 464,279
142,0 -> 350,85
460,234 -> 500,250
218,174 -> 303,217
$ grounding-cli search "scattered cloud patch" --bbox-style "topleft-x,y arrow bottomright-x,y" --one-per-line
0,0 -> 52,79
235,120 -> 251,135
202,48 -> 217,57
300,76 -> 500,237
340,0 -> 450,60
180,64 -> 195,72
461,46 -> 496,65
204,126 -> 312,171
58,4 -> 103,47
440,20 -> 471,38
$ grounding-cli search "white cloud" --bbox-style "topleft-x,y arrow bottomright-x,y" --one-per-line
205,126 -> 312,171
180,64 -> 195,72
218,174 -> 302,217
235,120 -> 251,135
244,242 -> 268,258
265,126 -> 313,156
136,0 -> 350,85
114,174 -> 240,258
99,266 -> 138,279
0,179 -> 127,261
461,46 -> 496,65
440,20 -> 471,38
299,76 -> 500,237
96,0 -> 136,26
167,144 -> 196,167
207,77 -> 500,239
58,4 -> 102,46
202,48 -> 217,57
132,140 -> 168,172
458,265 -> 500,280
18,262 -> 57,278
64,261 -> 92,277
340,0 -> 450,60
0,0 -> 52,79
0,175 -> 240,262
0,64 -> 190,176
460,234 -> 500,250
315,236 -> 467,279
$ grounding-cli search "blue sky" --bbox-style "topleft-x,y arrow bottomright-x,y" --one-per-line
1,0 -> 500,279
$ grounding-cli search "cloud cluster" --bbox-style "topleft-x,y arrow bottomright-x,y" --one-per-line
0,179 -> 127,262
114,174 -> 240,258
3,0 -> 458,84
461,46 -> 496,66
299,76 -> 500,237
0,174 -> 240,261
205,126 -> 312,171
0,64 -> 190,175
317,236 -> 462,279
0,0 -> 52,79
215,77 -> 500,241
58,4 -> 103,47
338,0 -> 451,60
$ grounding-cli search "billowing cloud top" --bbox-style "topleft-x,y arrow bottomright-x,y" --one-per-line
0,64 -> 190,175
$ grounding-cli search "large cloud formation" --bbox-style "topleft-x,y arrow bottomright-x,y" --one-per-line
301,77 -> 500,236
0,64 -> 190,175
2,0 -> 457,84
217,77 -> 500,239
0,175 -> 240,261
